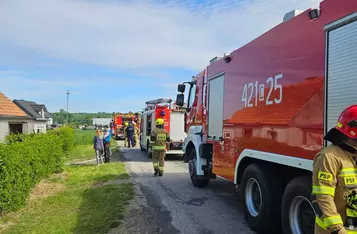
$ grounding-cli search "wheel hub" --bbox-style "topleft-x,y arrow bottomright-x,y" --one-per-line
245,178 -> 262,217
289,196 -> 315,234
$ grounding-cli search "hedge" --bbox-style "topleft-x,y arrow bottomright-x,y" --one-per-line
0,126 -> 74,213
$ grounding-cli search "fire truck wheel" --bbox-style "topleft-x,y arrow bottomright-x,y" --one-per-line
281,175 -> 314,234
241,163 -> 282,233
188,148 -> 209,188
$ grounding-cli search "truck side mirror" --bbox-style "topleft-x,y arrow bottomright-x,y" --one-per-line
176,94 -> 185,106
178,84 -> 186,93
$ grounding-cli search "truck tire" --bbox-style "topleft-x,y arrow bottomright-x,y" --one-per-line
188,147 -> 209,188
281,175 -> 314,234
241,163 -> 282,233
147,141 -> 152,158
140,145 -> 145,151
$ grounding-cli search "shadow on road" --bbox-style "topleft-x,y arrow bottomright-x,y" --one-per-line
120,148 -> 186,163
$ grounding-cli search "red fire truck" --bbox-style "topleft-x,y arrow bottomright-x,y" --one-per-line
140,98 -> 186,158
175,1 -> 357,233
113,112 -> 139,140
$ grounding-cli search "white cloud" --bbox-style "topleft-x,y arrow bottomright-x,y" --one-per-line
0,70 -> 19,76
0,0 -> 319,71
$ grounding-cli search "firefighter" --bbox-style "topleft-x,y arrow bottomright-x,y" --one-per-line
126,122 -> 135,148
123,122 -> 129,147
150,118 -> 170,176
133,122 -> 139,147
312,105 -> 357,234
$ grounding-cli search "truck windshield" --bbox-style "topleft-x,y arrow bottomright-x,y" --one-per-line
188,83 -> 197,107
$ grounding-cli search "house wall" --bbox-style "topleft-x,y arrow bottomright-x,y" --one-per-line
0,119 -> 46,142
25,121 -> 36,134
47,118 -> 53,126
34,122 -> 47,133
0,120 -> 9,142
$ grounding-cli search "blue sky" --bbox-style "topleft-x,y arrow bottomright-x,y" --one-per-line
0,0 -> 319,113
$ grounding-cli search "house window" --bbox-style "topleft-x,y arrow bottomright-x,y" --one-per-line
9,123 -> 23,134
268,131 -> 278,141
244,129 -> 252,137
224,132 -> 231,138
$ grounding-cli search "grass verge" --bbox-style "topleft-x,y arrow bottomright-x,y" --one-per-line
0,141 -> 134,234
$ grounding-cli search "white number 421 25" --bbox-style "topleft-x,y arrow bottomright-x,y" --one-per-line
241,74 -> 283,108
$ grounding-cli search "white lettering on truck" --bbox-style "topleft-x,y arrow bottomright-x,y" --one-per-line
241,73 -> 283,108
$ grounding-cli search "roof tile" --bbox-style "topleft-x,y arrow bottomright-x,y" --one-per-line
0,92 -> 27,117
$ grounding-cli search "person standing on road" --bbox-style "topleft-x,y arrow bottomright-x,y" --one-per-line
124,122 -> 129,147
93,129 -> 104,166
150,118 -> 170,176
126,122 -> 135,148
103,125 -> 112,163
312,105 -> 357,234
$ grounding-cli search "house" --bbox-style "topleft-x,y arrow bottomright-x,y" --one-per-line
13,99 -> 53,133
224,77 -> 324,151
92,118 -> 112,127
0,92 -> 38,142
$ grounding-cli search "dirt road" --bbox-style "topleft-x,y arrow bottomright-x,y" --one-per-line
110,145 -> 255,234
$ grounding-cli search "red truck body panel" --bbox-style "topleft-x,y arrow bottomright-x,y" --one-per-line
155,106 -> 171,133
185,0 -> 357,181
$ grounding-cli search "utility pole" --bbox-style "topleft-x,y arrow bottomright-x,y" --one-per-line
66,90 -> 70,125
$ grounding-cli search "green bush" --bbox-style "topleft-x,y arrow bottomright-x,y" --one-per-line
0,126 -> 74,213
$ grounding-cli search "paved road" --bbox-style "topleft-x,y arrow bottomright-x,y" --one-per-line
111,144 -> 256,234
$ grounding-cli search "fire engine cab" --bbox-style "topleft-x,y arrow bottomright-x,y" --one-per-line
175,0 -> 357,233
140,98 -> 186,158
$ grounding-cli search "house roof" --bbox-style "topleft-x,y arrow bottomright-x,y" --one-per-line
0,92 -> 28,117
226,77 -> 324,125
13,99 -> 52,119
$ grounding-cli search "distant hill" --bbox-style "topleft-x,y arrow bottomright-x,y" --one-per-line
52,109 -> 114,125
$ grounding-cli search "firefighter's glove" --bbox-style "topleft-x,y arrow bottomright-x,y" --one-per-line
331,228 -> 347,234
347,191 -> 357,210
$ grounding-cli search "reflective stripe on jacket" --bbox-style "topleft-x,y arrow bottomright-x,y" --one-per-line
150,128 -> 169,151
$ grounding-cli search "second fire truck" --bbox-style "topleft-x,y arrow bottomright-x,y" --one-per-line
140,98 -> 187,158
113,112 -> 140,140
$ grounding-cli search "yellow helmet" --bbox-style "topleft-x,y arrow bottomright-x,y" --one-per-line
156,118 -> 164,125
124,122 -> 129,126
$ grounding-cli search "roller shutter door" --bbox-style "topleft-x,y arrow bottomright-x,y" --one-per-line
326,14 -> 357,136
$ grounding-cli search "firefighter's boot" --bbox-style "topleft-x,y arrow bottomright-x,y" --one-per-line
154,169 -> 159,176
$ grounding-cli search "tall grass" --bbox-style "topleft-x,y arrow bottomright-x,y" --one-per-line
74,129 -> 95,146
74,129 -> 116,146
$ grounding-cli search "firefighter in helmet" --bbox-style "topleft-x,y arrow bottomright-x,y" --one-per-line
312,105 -> 357,234
150,118 -> 170,176
123,122 -> 129,147
133,122 -> 139,147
